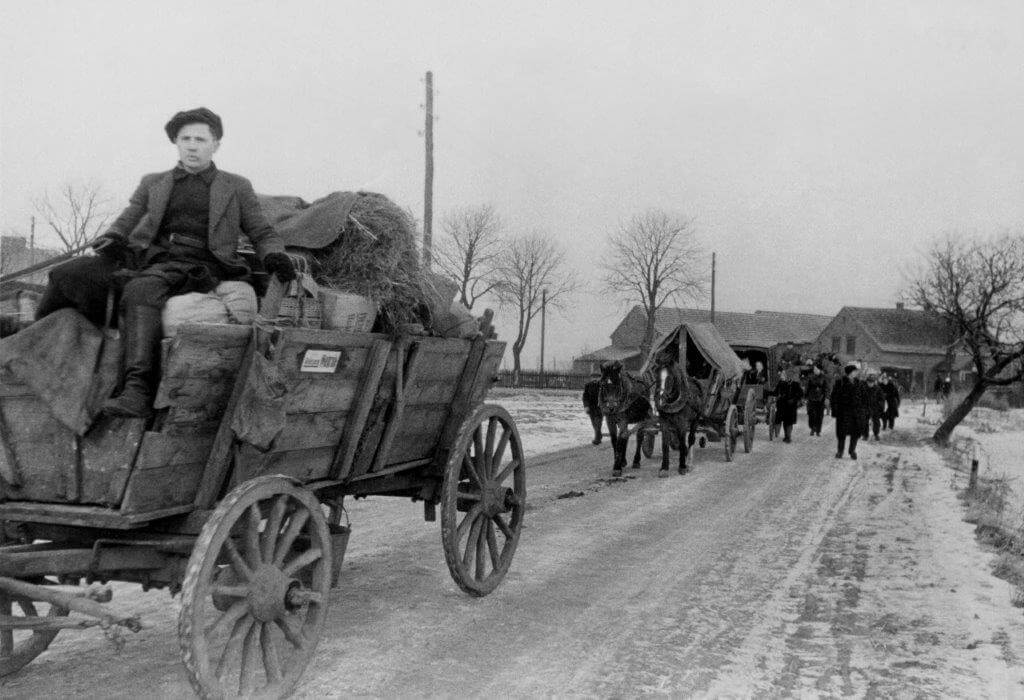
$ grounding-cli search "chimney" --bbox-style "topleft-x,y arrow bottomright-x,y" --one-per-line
1,236 -> 27,254
895,302 -> 905,311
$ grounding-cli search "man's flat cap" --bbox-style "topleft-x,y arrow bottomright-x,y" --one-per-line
165,107 -> 223,142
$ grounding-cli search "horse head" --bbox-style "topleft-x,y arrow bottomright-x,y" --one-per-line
598,360 -> 626,412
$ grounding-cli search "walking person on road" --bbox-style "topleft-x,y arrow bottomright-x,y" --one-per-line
805,363 -> 828,436
863,373 -> 885,441
881,373 -> 900,430
831,362 -> 862,459
582,373 -> 605,445
772,366 -> 804,443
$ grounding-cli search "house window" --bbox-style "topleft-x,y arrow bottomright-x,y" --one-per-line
846,336 -> 856,354
831,336 -> 841,353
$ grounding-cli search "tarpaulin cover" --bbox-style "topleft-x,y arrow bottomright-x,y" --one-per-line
257,192 -> 360,250
0,308 -> 120,435
646,322 -> 745,381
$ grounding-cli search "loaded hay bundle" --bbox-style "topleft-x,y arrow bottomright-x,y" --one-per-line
260,190 -> 468,335
313,192 -> 429,332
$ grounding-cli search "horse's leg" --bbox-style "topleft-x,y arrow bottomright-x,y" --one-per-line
684,419 -> 697,472
659,418 -> 671,477
608,419 -> 623,476
631,425 -> 643,469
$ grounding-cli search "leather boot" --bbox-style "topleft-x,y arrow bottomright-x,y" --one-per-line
103,305 -> 163,417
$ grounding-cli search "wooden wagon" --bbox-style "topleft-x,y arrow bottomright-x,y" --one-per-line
0,310 -> 524,697
645,323 -> 756,462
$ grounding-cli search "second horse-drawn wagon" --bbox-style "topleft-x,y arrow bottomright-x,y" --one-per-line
0,292 -> 524,697
643,322 -> 756,471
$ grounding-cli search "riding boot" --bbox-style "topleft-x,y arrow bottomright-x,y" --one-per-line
103,305 -> 163,417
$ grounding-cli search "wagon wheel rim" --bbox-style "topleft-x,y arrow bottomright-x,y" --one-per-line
723,405 -> 736,462
743,389 -> 755,453
179,476 -> 331,699
0,580 -> 69,677
441,404 -> 525,597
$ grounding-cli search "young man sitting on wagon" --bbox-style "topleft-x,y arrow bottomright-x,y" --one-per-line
35,107 -> 296,417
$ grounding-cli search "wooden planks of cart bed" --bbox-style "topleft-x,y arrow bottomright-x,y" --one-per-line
229,330 -> 505,488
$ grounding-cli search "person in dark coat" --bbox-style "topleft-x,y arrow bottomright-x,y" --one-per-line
582,373 -> 604,444
880,374 -> 900,430
771,366 -> 804,443
804,364 -> 828,436
831,363 -> 863,459
35,108 -> 295,417
862,373 -> 886,440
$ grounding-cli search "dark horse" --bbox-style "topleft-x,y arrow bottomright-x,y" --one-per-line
648,349 -> 703,476
598,360 -> 653,477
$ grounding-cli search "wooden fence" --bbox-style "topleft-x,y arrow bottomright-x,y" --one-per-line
495,370 -> 591,390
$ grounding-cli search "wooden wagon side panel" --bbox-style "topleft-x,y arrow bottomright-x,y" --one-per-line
383,340 -> 476,465
0,382 -> 146,506
228,329 -> 392,486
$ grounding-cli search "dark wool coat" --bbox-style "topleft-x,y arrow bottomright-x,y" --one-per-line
830,376 -> 864,436
882,382 -> 900,418
864,383 -> 886,418
805,373 -> 828,403
772,379 -> 804,425
107,168 -> 284,273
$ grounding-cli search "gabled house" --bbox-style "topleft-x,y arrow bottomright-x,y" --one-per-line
808,304 -> 959,393
573,306 -> 833,374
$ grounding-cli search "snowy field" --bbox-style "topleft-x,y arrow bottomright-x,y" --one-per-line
488,388 -> 592,457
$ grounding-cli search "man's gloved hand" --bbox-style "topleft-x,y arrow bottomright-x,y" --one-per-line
91,233 -> 131,264
263,252 -> 297,282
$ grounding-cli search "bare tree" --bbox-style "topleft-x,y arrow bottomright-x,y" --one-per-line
494,233 -> 580,384
905,232 -> 1024,445
601,209 -> 705,358
33,182 -> 112,253
434,204 -> 505,310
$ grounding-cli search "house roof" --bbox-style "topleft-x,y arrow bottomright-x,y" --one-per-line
575,344 -> 641,363
842,306 -> 953,355
650,307 -> 832,349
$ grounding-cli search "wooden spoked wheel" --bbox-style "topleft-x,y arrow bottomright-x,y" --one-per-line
743,389 -> 756,454
640,427 -> 656,459
723,405 -> 738,462
441,404 -> 525,597
0,580 -> 68,677
179,476 -> 331,699
768,402 -> 778,441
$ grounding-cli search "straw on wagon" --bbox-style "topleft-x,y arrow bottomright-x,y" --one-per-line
310,192 -> 440,332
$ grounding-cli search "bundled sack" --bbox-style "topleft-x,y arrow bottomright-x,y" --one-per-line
162,281 -> 257,338
420,272 -> 479,339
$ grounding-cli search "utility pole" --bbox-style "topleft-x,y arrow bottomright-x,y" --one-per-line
540,288 -> 547,382
29,216 -> 36,267
710,251 -> 716,324
423,70 -> 434,270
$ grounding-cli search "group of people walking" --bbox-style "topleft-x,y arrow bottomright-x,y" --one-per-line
756,356 -> 901,460
581,355 -> 901,460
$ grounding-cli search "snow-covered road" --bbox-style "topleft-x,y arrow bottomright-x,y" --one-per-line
3,392 -> 1023,697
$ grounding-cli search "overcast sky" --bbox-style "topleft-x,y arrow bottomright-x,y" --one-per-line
3,1 -> 1024,369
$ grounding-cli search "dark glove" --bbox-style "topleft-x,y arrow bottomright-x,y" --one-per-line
91,233 -> 131,264
263,252 -> 297,282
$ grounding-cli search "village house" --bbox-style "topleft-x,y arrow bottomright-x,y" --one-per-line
807,303 -> 959,394
573,305 -> 833,374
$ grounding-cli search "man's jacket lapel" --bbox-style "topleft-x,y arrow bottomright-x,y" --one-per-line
208,171 -> 233,235
147,172 -> 174,231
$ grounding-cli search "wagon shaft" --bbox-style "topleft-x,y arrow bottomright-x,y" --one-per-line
0,576 -> 142,632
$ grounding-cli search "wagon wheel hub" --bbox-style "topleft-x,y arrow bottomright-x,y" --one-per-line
480,484 -> 517,517
247,564 -> 298,622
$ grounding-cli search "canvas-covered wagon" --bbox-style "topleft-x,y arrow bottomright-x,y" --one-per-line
0,302 -> 524,697
644,322 -> 755,461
